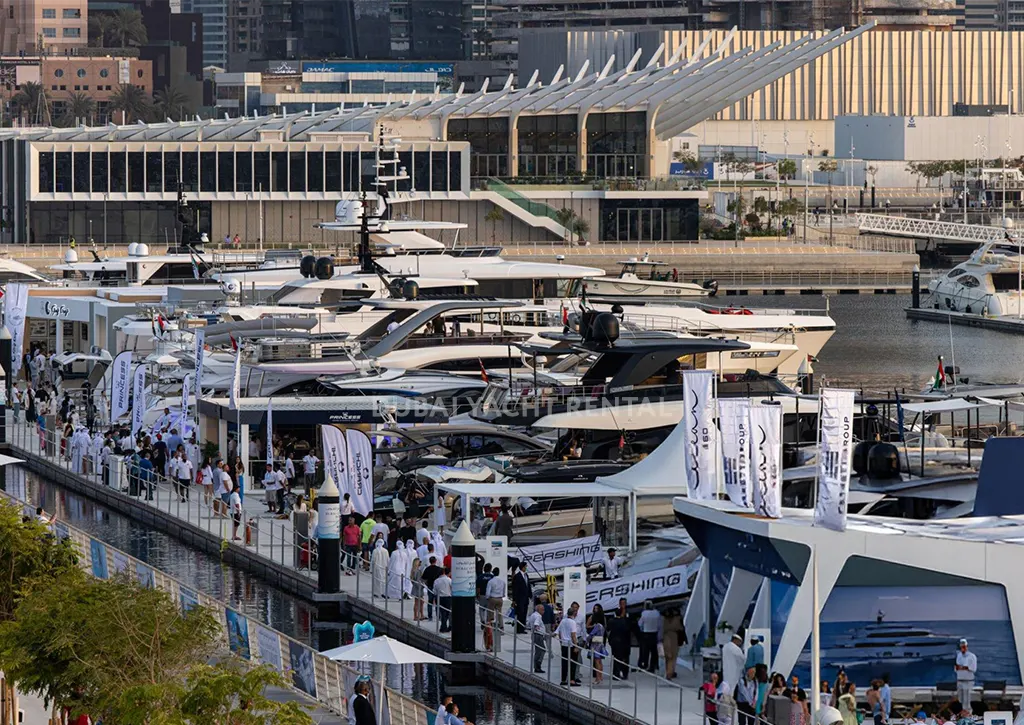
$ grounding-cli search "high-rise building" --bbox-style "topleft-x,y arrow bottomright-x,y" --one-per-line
227,0 -> 261,70
181,0 -> 227,68
0,0 -> 88,56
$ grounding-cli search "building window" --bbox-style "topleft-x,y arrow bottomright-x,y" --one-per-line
235,151 -> 252,192
146,152 -> 162,192
163,152 -> 180,192
76,69 -> 86,78
59,85 -> 66,91
63,27 -> 82,38
137,69 -> 144,79
43,28 -> 57,38
289,152 -> 305,192
54,69 -> 63,78
325,152 -> 341,192
307,151 -> 324,192
127,152 -> 145,193
42,9 -> 57,18
200,151 -> 216,192
73,152 -> 90,193
82,85 -> 88,91
271,151 -> 288,192
253,152 -> 270,192
110,152 -> 127,193
99,69 -> 109,78
55,152 -> 72,193
74,85 -> 80,91
217,151 -> 234,192
181,151 -> 199,192
63,8 -> 82,18
38,152 -> 55,194
91,152 -> 108,194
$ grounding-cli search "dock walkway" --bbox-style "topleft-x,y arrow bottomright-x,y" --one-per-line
6,419 -> 701,725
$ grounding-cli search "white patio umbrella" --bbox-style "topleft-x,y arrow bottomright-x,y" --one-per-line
322,636 -> 449,724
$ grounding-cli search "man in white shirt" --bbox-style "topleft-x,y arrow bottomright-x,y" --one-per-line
527,602 -> 547,673
955,638 -> 978,713
229,488 -> 243,541
603,548 -> 620,579
485,567 -> 508,650
637,600 -> 662,674
556,603 -> 581,686
301,452 -> 319,493
263,464 -> 281,513
177,453 -> 194,502
722,633 -> 746,700
434,493 -> 447,530
433,568 -> 453,633
417,522 -> 431,546
212,462 -> 228,516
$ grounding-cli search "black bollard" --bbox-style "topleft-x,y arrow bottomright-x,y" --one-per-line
316,475 -> 342,651
871,186 -> 876,208
450,521 -> 477,654
912,265 -> 920,309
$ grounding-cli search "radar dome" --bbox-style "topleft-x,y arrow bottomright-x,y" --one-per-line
220,277 -> 242,296
127,243 -> 139,256
314,257 -> 335,280
64,249 -> 79,264
136,243 -> 150,257
299,255 -> 317,279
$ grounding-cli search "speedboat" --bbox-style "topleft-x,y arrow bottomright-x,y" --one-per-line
583,258 -> 716,300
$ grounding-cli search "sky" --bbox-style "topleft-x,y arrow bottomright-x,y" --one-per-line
821,585 -> 1010,623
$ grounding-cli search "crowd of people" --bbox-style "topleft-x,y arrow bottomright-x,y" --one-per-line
704,635 -> 983,725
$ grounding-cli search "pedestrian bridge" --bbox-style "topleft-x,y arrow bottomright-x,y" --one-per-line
857,213 -> 1007,244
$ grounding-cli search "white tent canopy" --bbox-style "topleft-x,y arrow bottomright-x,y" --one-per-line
322,636 -> 449,666
435,481 -> 629,499
900,396 -> 1003,414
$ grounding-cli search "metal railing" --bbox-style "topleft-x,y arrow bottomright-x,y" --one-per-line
9,418 -> 692,725
0,485 -> 433,725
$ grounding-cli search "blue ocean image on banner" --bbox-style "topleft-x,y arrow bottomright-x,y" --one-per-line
770,581 -> 798,664
790,585 -> 1021,687
90,539 -> 108,579
225,609 -> 251,660
710,558 -> 732,627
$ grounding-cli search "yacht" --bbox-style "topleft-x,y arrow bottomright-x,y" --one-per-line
50,243 -> 272,286
0,257 -> 54,285
927,239 -> 1024,316
583,258 -> 716,300
802,614 -> 956,669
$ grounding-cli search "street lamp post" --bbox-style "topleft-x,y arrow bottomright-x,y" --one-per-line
804,133 -> 814,242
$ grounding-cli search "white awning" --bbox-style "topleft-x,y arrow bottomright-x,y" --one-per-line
435,482 -> 628,498
900,397 -> 1003,414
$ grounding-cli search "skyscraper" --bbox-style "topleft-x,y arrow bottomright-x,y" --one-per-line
0,0 -> 88,56
181,0 -> 228,68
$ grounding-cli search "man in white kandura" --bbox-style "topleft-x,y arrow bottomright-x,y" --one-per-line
954,638 -> 977,714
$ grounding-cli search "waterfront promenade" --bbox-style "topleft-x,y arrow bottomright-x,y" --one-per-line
6,419 -> 702,725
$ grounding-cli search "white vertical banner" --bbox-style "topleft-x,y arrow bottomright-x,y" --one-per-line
749,401 -> 783,519
682,370 -> 718,501
345,428 -> 374,515
814,388 -> 856,532
265,399 -> 273,465
131,364 -> 147,437
193,328 -> 205,402
5,282 -> 28,376
321,424 -> 349,494
109,350 -> 133,422
719,398 -> 752,508
229,343 -> 241,411
179,373 -> 191,431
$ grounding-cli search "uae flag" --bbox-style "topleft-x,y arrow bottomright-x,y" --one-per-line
932,356 -> 945,390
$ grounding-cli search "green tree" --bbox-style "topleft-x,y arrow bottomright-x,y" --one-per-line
154,84 -> 193,122
109,83 -> 152,124
484,206 -> 504,243
0,572 -> 221,721
61,92 -> 96,126
776,158 -> 797,180
866,164 -> 879,187
11,82 -> 50,126
818,159 -> 839,181
673,150 -> 704,174
570,216 -> 590,244
175,661 -> 315,725
111,8 -> 148,47
554,207 -> 578,243
89,14 -> 114,48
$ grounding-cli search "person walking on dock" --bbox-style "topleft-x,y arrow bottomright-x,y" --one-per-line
637,600 -> 661,674
557,602 -> 582,687
435,567 -> 453,633
302,450 -> 319,493
608,598 -> 634,681
528,601 -> 547,673
485,565 -> 507,652
343,516 -> 361,574
511,561 -> 531,633
371,537 -> 389,597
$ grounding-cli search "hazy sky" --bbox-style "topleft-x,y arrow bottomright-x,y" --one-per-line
821,586 -> 1010,623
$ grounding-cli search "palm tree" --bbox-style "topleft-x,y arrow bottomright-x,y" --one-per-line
111,9 -> 147,47
89,14 -> 114,48
11,82 -> 50,126
109,84 -> 151,124
153,85 -> 192,122
61,92 -> 96,126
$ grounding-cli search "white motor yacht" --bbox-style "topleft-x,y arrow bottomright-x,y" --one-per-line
927,239 -> 1024,316
583,258 -> 716,300
50,243 -> 273,286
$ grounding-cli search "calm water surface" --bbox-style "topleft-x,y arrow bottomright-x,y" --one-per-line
726,293 -> 1024,392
